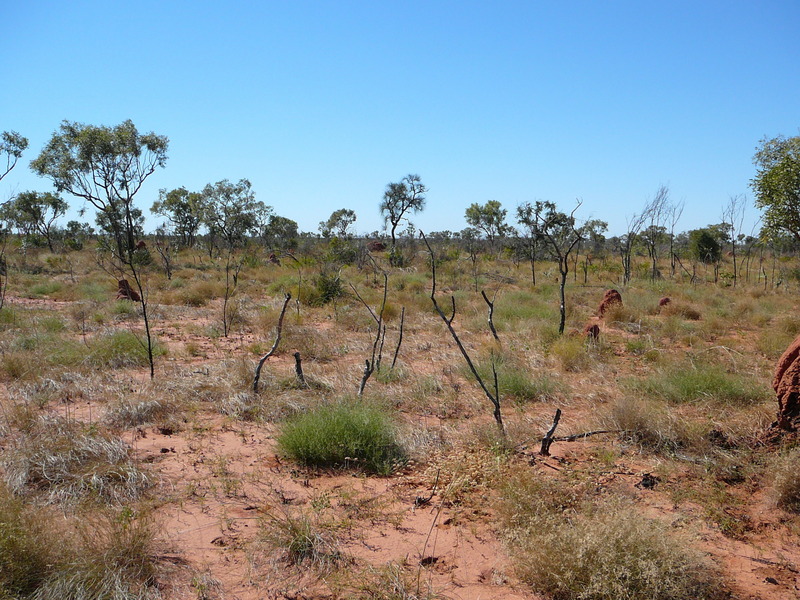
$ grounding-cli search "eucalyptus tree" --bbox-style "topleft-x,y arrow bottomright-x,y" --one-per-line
380,174 -> 426,264
319,208 -> 357,238
751,135 -> 800,242
151,187 -> 205,248
1,191 -> 68,251
31,119 -> 169,379
534,200 -> 584,335
0,130 -> 29,310
1,131 -> 28,183
465,200 -> 512,247
516,201 -> 542,285
32,120 -> 168,259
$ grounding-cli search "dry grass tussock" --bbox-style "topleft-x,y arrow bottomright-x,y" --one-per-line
2,414 -> 151,506
0,484 -> 164,599
499,471 -> 727,600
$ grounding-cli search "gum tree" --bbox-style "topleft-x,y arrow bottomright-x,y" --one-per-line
465,200 -> 512,247
751,135 -> 800,242
0,130 -> 29,310
380,174 -> 426,265
32,120 -> 168,259
1,131 -> 28,183
1,191 -> 68,251
31,120 -> 169,378
535,200 -> 584,335
151,187 -> 205,248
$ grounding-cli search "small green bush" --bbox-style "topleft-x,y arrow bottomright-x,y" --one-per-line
278,401 -> 405,474
473,354 -> 564,403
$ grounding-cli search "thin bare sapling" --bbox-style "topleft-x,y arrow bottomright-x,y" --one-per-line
422,232 -> 504,436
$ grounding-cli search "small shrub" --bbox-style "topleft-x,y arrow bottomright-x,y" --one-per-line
177,279 -> 222,306
278,401 -> 405,474
2,416 -> 151,505
104,396 -> 183,430
110,300 -> 139,318
608,396 -> 683,453
350,562 -> 448,600
260,507 -> 343,572
662,303 -> 702,320
217,392 -> 266,421
28,281 -> 63,297
549,336 -> 592,372
473,354 -> 563,403
499,473 -> 724,600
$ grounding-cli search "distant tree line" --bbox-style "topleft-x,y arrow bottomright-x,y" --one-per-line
2,120 -> 800,288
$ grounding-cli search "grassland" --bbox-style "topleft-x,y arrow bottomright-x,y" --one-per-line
0,238 -> 798,599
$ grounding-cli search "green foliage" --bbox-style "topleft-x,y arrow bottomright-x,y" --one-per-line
0,488 -> 160,600
31,119 -> 168,258
464,200 -> 511,243
688,228 -> 721,264
89,330 -> 165,368
380,174 -> 427,249
151,186 -> 204,248
630,362 -> 771,406
200,178 -> 271,249
474,353 -> 563,403
0,191 -> 67,250
312,270 -> 344,305
752,134 -> 800,241
260,507 -> 343,572
0,130 -> 29,182
278,401 -> 405,474
319,208 -> 357,238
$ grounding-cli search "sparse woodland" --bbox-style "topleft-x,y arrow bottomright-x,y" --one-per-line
1,125 -> 800,599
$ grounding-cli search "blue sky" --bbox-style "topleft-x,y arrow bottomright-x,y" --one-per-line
3,1 -> 799,237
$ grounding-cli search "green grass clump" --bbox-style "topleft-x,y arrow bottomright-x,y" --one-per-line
473,353 -> 563,403
499,472 -> 724,600
89,330 -> 165,368
630,362 -> 771,406
278,401 -> 405,474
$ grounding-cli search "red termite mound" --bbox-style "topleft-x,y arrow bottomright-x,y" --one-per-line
583,323 -> 600,340
116,279 -> 141,302
598,289 -> 622,317
366,240 -> 386,252
773,334 -> 800,432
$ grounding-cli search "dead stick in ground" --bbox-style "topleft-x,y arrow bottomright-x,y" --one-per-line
540,408 -> 562,456
481,289 -> 500,342
294,352 -> 307,387
390,306 -> 405,369
253,293 -> 292,393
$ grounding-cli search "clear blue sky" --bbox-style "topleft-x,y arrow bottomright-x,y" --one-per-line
3,1 -> 799,237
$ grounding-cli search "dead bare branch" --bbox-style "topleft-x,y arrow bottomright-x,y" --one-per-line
252,293 -> 292,393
